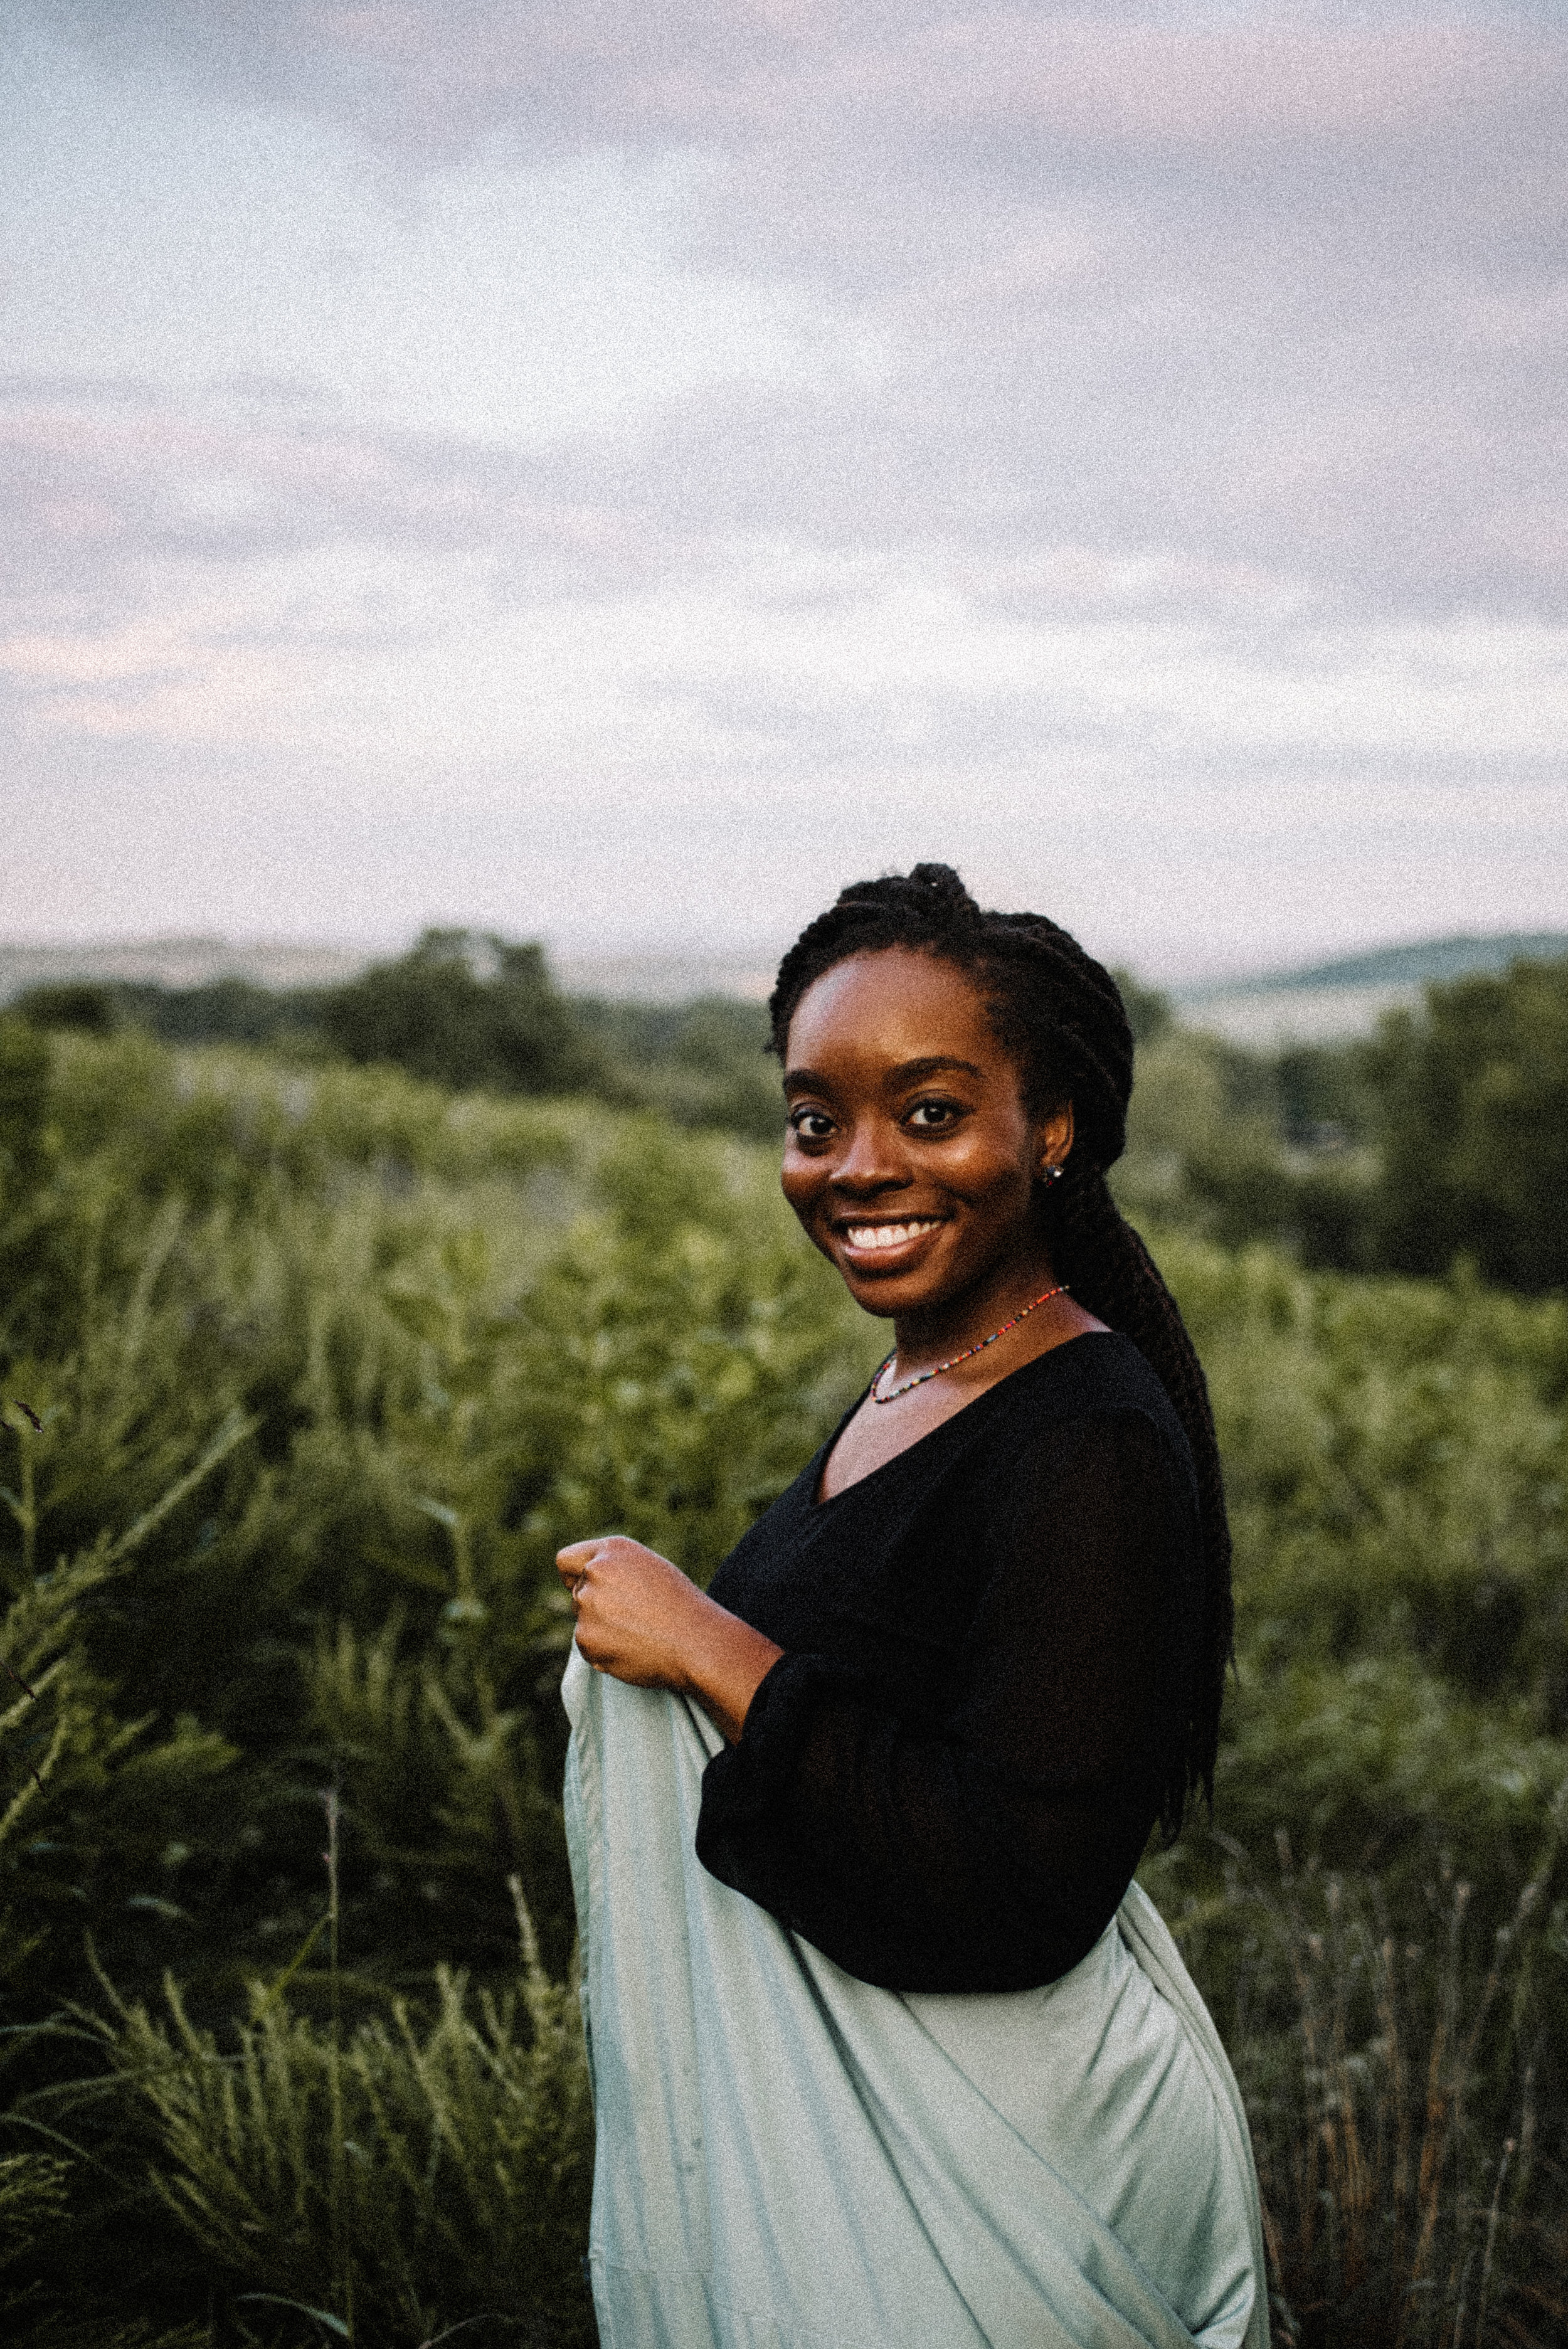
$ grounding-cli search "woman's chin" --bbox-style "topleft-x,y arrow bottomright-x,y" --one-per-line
834,1241 -> 958,1310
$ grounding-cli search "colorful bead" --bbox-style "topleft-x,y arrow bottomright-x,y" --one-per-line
871,1283 -> 1070,1404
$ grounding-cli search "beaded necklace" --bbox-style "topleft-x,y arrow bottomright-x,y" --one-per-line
870,1282 -> 1070,1404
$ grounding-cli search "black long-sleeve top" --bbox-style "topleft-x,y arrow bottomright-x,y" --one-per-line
696,1332 -> 1203,1994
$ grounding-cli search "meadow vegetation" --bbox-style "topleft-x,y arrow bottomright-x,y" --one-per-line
19,930 -> 1567,1286
0,962 -> 1565,2345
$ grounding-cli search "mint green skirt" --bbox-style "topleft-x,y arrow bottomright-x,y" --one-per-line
564,1648 -> 1268,2349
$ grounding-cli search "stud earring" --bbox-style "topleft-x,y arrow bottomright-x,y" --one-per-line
1041,1163 -> 1064,1184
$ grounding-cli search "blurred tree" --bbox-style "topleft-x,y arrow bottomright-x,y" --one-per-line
1182,1127 -> 1296,1251
574,994 -> 783,1140
14,977 -> 318,1051
0,1020 -> 51,1204
1119,1024 -> 1381,1271
127,975 -> 310,1047
1274,1041 -> 1374,1147
1111,970 -> 1172,1048
1369,955 -> 1568,1292
9,982 -> 120,1036
313,930 -> 606,1097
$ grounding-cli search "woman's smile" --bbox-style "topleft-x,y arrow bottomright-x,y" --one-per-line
835,1214 -> 948,1266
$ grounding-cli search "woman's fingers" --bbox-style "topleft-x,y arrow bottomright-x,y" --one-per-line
557,1539 -> 613,1613
551,1533 -> 776,1735
553,1536 -> 698,1687
556,1534 -> 667,1581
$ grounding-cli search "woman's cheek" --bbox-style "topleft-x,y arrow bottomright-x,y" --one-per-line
779,1153 -> 815,1207
780,1169 -> 832,1244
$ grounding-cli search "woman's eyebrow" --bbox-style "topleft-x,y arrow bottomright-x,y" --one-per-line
784,1055 -> 983,1096
889,1056 -> 983,1083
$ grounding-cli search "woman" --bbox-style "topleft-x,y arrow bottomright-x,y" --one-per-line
557,866 -> 1266,2349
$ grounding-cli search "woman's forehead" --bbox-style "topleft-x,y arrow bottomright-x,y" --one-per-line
786,949 -> 999,1061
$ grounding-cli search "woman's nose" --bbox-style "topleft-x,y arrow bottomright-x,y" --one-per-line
832,1118 -> 908,1191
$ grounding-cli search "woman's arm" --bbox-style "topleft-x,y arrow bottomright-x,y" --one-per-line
694,1412 -> 1201,1991
556,1535 -> 783,1746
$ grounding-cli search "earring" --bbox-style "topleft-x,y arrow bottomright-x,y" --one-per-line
1041,1163 -> 1064,1184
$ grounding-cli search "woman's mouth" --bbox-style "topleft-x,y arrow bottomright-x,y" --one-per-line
835,1217 -> 946,1265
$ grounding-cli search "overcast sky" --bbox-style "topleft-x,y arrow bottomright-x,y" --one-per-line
2,1 -> 1563,978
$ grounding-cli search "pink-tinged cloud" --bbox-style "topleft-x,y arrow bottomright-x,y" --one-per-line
0,391 -> 662,606
11,4 -> 1568,628
317,4 -> 1557,151
910,17 -> 1545,144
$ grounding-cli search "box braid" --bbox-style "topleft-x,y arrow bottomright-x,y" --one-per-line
769,862 -> 1232,1835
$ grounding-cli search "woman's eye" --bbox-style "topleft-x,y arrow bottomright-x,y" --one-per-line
790,1110 -> 836,1142
907,1098 -> 961,1130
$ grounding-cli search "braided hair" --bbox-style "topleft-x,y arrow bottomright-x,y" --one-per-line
770,862 -> 1232,1836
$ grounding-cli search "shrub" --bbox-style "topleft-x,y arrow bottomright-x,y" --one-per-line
312,932 -> 606,1101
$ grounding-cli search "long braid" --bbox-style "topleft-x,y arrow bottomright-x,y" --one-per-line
1048,1159 -> 1232,1830
770,862 -> 1234,1837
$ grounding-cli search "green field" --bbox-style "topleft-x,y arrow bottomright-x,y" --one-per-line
3,1026 -> 1566,2346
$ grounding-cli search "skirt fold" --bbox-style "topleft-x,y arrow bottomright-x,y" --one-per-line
564,1649 -> 1267,2349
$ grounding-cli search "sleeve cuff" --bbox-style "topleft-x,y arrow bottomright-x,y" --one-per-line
698,1651 -> 862,1832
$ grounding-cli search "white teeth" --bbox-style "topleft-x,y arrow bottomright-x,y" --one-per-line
845,1220 -> 939,1251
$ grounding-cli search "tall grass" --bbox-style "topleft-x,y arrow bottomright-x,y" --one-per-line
1148,1791 -> 1568,2348
58,1884 -> 593,2347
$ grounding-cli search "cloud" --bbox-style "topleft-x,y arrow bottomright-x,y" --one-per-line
0,381 -> 675,609
4,5 -> 1565,967
17,5 -> 1568,625
41,2 -> 1553,160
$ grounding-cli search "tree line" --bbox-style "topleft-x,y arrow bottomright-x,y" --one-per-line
8,930 -> 786,1145
9,931 -> 1568,1294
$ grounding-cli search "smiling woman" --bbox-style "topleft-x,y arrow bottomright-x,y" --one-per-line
556,866 -> 1266,2349
777,944 -> 1091,1490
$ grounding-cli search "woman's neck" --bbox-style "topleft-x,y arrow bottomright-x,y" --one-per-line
888,1248 -> 1065,1381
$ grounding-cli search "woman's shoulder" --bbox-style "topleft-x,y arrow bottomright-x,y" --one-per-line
990,1328 -> 1177,1421
980,1333 -> 1197,1494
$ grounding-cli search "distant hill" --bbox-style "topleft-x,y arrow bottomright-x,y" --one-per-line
1173,932 -> 1568,1047
1234,933 -> 1568,997
0,936 -> 369,1003
0,937 -> 780,1011
6,930 -> 1565,1049
553,953 -> 775,1004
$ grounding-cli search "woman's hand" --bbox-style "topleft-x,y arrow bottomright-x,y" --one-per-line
556,1535 -> 783,1744
555,1535 -> 705,1689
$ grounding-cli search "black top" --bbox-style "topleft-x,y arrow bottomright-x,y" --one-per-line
696,1332 -> 1202,1993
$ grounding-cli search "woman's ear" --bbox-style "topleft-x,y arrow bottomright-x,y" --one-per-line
1036,1101 -> 1075,1183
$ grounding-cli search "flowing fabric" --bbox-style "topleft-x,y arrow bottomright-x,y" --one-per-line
564,1646 -> 1268,2349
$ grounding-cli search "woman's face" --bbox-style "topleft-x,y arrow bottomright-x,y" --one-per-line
781,948 -> 1072,1320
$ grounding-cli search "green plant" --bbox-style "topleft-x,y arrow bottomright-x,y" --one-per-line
1,1404 -> 250,2003
90,1887 -> 592,2346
